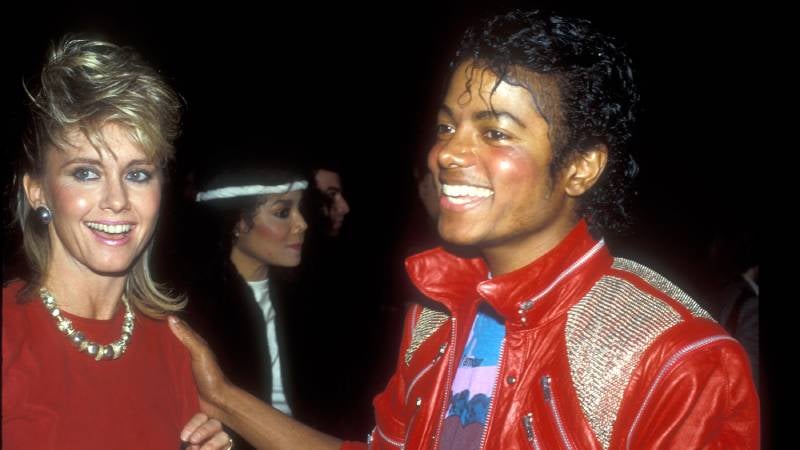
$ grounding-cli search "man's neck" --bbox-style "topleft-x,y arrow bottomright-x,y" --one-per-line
481,219 -> 578,276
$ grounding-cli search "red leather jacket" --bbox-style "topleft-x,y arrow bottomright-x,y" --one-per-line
343,221 -> 759,449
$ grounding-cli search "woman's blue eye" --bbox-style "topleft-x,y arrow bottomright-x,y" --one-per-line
126,170 -> 152,183
274,208 -> 291,219
73,167 -> 99,181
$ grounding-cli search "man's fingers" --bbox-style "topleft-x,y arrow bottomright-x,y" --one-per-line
168,316 -> 207,358
169,315 -> 226,417
168,315 -> 191,346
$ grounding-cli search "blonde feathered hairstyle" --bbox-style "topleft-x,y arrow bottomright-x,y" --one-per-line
16,34 -> 185,317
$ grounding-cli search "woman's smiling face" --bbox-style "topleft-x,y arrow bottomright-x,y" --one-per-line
25,123 -> 163,276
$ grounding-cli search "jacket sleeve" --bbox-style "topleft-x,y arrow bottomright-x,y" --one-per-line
615,337 -> 759,449
340,304 -> 423,450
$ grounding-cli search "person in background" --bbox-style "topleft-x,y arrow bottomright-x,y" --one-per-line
313,164 -> 351,238
703,229 -> 759,387
276,154 -> 377,440
182,152 -> 308,450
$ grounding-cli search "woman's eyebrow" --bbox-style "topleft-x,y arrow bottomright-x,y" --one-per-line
59,157 -> 102,169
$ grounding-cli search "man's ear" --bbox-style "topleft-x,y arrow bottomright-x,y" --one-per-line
563,145 -> 608,197
22,174 -> 45,208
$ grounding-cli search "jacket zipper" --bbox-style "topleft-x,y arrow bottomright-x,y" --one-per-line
522,412 -> 542,450
542,374 -> 574,450
367,427 -> 375,450
626,335 -> 735,449
374,340 -> 448,450
374,424 -> 405,449
432,317 -> 457,450
405,342 -> 448,405
477,337 -> 507,450
372,395 -> 427,450
403,396 -> 424,448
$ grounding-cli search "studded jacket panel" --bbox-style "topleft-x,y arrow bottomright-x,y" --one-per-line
342,221 -> 759,450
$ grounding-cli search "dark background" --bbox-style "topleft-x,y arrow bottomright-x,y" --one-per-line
3,0 -> 765,442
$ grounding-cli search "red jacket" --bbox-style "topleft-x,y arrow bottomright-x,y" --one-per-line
343,221 -> 759,449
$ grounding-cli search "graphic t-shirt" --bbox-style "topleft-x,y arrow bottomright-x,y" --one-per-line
440,303 -> 506,450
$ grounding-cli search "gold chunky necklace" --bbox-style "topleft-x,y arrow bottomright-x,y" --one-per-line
39,287 -> 135,361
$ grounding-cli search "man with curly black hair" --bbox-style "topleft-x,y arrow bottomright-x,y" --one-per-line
170,10 -> 759,450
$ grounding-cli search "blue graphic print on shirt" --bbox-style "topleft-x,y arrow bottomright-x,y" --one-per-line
440,303 -> 506,450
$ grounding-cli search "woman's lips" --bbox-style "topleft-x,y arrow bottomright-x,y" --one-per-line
88,228 -> 133,246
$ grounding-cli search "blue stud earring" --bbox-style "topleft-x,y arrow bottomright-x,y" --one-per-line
35,206 -> 52,224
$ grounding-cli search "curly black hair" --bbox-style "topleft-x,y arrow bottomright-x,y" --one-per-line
452,9 -> 640,235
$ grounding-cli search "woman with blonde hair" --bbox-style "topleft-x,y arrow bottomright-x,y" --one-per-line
3,35 -> 232,450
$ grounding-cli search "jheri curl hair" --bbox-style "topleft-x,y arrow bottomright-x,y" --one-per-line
15,34 -> 184,317
452,9 -> 640,234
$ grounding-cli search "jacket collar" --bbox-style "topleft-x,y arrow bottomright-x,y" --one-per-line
405,220 -> 612,326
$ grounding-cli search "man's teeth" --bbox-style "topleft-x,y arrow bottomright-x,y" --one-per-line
442,184 -> 494,199
86,222 -> 132,234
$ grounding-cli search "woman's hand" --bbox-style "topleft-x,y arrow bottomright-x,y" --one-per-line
168,316 -> 229,415
181,413 -> 233,450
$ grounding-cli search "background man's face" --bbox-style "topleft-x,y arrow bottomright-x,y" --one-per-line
314,169 -> 350,236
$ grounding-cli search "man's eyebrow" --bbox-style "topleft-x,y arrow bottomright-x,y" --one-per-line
438,105 -> 454,119
474,110 -> 526,128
